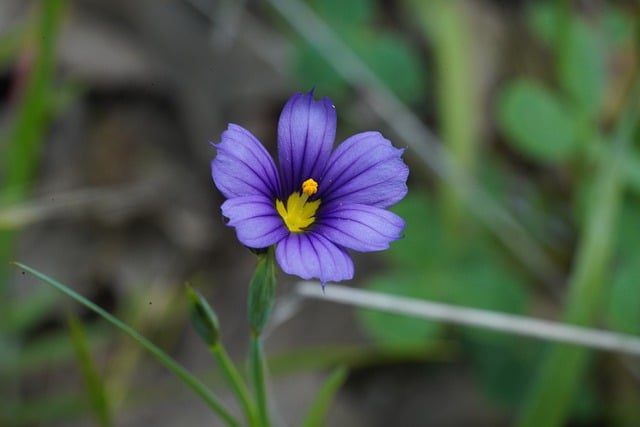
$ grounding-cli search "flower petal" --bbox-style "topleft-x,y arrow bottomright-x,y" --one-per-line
319,132 -> 408,208
277,92 -> 336,195
212,124 -> 280,199
221,195 -> 288,249
314,203 -> 405,252
275,232 -> 354,283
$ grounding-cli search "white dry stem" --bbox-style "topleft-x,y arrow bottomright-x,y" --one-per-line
295,281 -> 640,357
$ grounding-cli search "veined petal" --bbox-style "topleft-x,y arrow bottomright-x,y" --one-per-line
275,232 -> 354,284
221,196 -> 288,249
319,132 -> 408,208
277,92 -> 336,195
315,203 -> 405,252
212,124 -> 280,199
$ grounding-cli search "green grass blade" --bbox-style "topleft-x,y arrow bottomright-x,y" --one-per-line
300,366 -> 348,427
13,262 -> 242,427
67,314 -> 113,427
413,0 -> 477,230
1,0 -> 63,199
0,4 -> 66,421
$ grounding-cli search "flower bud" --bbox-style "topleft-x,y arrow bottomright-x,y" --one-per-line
248,247 -> 277,336
187,286 -> 221,347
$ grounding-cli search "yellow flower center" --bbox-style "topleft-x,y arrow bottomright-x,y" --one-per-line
276,178 -> 321,233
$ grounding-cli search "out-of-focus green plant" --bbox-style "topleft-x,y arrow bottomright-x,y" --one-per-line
358,193 -> 540,408
0,2 -> 67,426
358,3 -> 640,425
67,315 -> 113,427
292,0 -> 426,104
412,0 -> 478,230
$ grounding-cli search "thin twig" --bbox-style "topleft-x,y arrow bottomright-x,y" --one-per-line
295,282 -> 640,357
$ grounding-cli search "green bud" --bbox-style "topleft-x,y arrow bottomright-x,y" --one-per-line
187,286 -> 221,347
248,246 -> 277,336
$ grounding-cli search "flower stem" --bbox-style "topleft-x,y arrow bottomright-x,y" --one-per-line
250,334 -> 271,427
210,344 -> 259,427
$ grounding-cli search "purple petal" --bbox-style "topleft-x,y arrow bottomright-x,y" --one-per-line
277,92 -> 336,195
212,124 -> 280,199
319,132 -> 408,208
221,196 -> 288,249
275,232 -> 354,283
315,203 -> 405,252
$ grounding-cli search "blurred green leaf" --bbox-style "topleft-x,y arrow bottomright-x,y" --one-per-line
356,33 -> 426,104
293,43 -> 348,99
558,21 -> 605,119
311,0 -> 373,35
363,187 -> 533,408
293,0 -> 372,100
463,334 -> 541,407
387,193 -> 444,269
449,251 -> 528,314
293,0 -> 426,104
358,274 -> 443,351
363,190 -> 530,354
528,2 -> 606,119
498,79 -> 577,162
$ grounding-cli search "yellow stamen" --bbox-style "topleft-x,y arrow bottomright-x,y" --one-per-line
276,179 -> 321,233
302,178 -> 318,196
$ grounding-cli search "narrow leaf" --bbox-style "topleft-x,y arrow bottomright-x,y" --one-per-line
301,366 -> 348,427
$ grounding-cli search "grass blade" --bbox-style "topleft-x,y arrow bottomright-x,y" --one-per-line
300,366 -> 348,427
67,314 -> 113,427
13,262 -> 241,427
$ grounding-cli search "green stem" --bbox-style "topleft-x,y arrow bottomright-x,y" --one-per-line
14,262 -> 242,427
250,334 -> 271,427
300,366 -> 348,427
414,0 -> 477,232
518,80 -> 640,426
211,344 -> 259,427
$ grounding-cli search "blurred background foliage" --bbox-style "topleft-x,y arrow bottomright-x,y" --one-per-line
1,0 -> 639,426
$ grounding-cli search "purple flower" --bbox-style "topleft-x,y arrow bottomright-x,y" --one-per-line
211,91 -> 408,284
